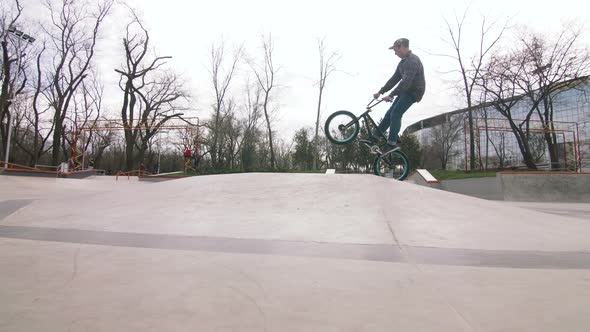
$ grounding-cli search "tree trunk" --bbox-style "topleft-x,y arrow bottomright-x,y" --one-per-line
1,41 -> 12,160
125,133 -> 135,171
51,107 -> 62,165
313,88 -> 323,170
263,98 -> 275,170
510,124 -> 537,170
467,99 -> 475,170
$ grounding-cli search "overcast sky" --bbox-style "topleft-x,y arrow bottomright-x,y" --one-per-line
18,0 -> 590,141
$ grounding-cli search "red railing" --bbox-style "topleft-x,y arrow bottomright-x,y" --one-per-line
115,169 -> 152,181
0,162 -> 42,171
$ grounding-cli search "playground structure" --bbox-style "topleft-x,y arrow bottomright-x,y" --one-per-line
465,117 -> 583,172
69,117 -> 200,174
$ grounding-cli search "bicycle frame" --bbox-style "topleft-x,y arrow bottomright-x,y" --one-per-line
340,99 -> 386,142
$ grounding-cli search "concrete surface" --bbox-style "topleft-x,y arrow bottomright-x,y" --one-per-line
1,169 -> 58,178
499,172 -> 590,202
502,201 -> 590,220
1,174 -> 590,331
411,172 -> 590,202
60,169 -> 97,179
440,177 -> 503,201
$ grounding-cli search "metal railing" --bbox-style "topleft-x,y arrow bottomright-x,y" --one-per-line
115,169 -> 152,181
34,164 -> 59,171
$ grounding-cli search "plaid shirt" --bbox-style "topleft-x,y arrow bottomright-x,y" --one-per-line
378,51 -> 425,102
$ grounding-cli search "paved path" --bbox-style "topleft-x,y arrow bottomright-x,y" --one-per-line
502,201 -> 590,220
1,174 -> 589,331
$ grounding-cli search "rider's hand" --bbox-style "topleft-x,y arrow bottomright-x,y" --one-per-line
373,92 -> 381,99
383,95 -> 393,102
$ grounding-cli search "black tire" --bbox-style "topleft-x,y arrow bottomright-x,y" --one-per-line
324,110 -> 360,145
373,150 -> 410,181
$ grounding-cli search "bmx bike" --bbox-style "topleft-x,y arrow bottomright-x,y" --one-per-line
324,99 -> 410,180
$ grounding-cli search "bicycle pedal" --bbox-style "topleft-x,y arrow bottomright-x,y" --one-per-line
370,145 -> 382,155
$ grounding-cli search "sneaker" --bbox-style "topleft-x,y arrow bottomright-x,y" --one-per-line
383,142 -> 401,153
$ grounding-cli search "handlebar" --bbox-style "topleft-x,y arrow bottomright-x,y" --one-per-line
366,98 -> 391,109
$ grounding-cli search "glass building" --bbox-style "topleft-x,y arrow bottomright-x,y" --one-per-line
404,78 -> 590,171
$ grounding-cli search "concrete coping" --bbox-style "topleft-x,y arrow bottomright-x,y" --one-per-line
415,169 -> 440,183
1,167 -> 97,179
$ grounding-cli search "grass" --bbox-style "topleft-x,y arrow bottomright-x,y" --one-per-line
428,169 -> 498,180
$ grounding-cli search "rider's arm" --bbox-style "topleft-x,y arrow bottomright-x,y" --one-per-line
377,67 -> 401,95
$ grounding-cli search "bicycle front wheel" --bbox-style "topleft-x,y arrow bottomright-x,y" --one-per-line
324,110 -> 360,145
373,150 -> 410,181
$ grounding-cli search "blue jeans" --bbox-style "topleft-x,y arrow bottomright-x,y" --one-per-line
376,94 -> 416,144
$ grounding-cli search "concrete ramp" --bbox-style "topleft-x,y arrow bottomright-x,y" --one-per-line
1,173 -> 589,331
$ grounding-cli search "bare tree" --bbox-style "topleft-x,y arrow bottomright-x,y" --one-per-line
116,11 -> 189,170
313,37 -> 340,170
478,51 -> 538,168
205,40 -> 242,169
227,117 -> 242,169
134,72 -> 189,164
249,33 -> 280,170
274,137 -> 293,171
60,73 -> 104,169
1,0 -> 35,162
43,0 -> 113,166
241,79 -> 262,137
514,23 -> 590,169
429,114 -> 464,169
477,24 -> 590,170
438,8 -> 508,170
238,79 -> 262,171
87,122 -> 114,168
487,131 -> 509,168
12,40 -> 55,166
30,42 -> 53,163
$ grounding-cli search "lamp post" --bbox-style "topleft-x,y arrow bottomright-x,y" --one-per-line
7,25 -> 36,43
3,102 -> 13,169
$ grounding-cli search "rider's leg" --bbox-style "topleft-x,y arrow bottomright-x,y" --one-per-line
376,97 -> 401,137
387,94 -> 416,145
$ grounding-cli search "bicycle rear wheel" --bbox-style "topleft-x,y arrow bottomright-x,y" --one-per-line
373,150 -> 410,181
324,110 -> 360,145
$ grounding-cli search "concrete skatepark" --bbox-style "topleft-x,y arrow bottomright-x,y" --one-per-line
1,173 -> 590,331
